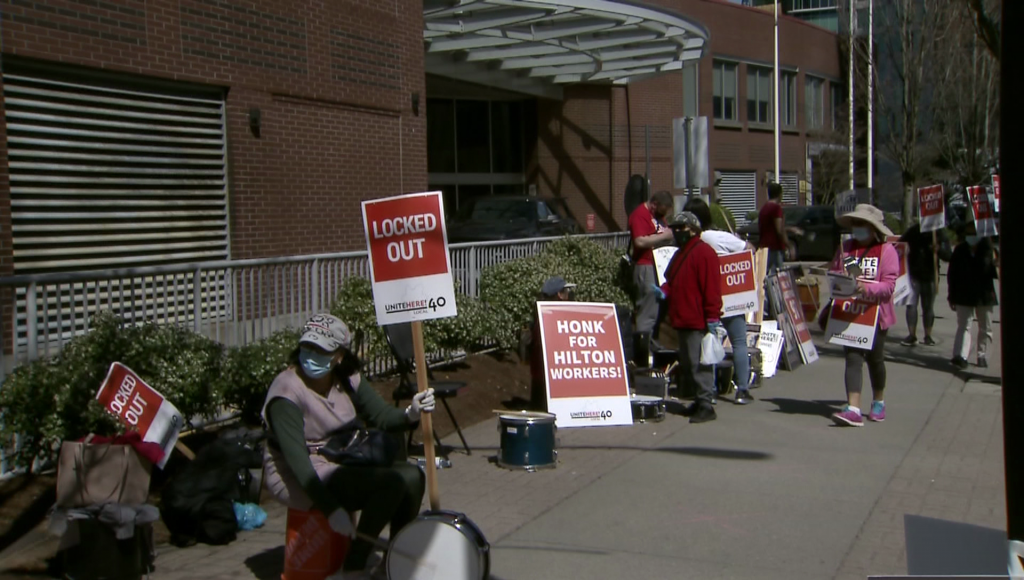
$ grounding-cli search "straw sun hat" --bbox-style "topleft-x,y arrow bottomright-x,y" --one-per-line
836,204 -> 894,237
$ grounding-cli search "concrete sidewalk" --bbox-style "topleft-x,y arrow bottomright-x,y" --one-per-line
150,280 -> 1006,579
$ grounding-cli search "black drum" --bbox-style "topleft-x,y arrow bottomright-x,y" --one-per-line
497,411 -> 557,471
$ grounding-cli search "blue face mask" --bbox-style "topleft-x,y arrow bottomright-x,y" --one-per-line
298,346 -> 334,379
852,227 -> 873,243
965,235 -> 980,246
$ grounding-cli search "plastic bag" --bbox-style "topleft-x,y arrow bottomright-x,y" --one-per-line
233,502 -> 267,531
700,331 -> 725,366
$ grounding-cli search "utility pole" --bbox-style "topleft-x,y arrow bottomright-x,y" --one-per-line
774,0 -> 781,182
848,0 -> 856,191
867,0 -> 874,202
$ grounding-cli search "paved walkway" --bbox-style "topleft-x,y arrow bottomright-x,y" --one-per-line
150,277 -> 1007,579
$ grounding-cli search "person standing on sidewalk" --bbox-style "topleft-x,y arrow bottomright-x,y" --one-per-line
899,222 -> 952,347
659,211 -> 723,424
683,197 -> 757,405
947,226 -> 999,370
758,182 -> 791,274
628,190 -> 675,343
829,205 -> 899,427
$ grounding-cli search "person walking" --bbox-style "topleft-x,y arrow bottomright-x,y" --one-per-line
947,226 -> 999,369
628,190 -> 675,342
659,211 -> 723,424
683,197 -> 757,405
828,204 -> 899,427
758,181 -> 791,274
899,222 -> 951,346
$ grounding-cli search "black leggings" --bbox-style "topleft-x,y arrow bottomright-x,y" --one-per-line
907,278 -> 936,332
326,462 -> 424,571
844,328 -> 887,397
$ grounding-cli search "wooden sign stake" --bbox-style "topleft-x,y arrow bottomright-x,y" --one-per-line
410,320 -> 440,511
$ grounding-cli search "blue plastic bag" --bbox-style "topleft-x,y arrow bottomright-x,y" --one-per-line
233,502 -> 268,531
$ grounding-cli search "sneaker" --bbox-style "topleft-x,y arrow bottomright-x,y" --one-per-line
900,335 -> 918,346
681,401 -> 700,417
868,401 -> 886,422
831,405 -> 864,427
922,336 -> 937,346
690,404 -> 717,424
977,356 -> 988,368
734,389 -> 754,405
710,394 -> 718,405
951,356 -> 969,370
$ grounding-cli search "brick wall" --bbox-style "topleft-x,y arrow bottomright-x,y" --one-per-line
0,0 -> 426,260
533,0 -> 842,229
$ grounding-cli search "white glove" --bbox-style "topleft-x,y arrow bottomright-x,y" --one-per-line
327,509 -> 355,539
406,388 -> 436,421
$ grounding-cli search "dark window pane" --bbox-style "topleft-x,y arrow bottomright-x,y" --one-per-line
457,184 -> 491,212
725,97 -> 735,120
456,100 -> 490,173
491,101 -> 523,173
748,100 -> 757,123
493,184 -> 525,196
430,183 -> 458,220
427,99 -> 456,173
759,102 -> 769,123
713,97 -> 723,119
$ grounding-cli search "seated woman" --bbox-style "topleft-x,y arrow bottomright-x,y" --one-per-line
262,314 -> 434,579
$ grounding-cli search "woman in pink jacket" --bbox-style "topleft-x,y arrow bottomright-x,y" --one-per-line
829,205 -> 899,427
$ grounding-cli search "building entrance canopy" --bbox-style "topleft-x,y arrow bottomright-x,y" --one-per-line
424,0 -> 710,99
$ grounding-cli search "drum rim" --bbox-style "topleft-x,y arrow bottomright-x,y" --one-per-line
498,411 -> 556,423
386,510 -> 491,579
630,394 -> 665,403
497,458 -> 557,471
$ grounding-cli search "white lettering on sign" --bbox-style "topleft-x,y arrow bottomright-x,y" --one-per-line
841,300 -> 869,315
109,374 -> 136,416
726,273 -> 747,286
371,214 -> 437,239
721,261 -> 751,274
385,238 -> 426,262
921,188 -> 943,212
556,320 -> 606,334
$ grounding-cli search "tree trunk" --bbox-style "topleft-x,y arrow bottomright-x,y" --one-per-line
902,180 -> 915,230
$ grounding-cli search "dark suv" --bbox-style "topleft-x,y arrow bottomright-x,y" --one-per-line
737,205 -> 840,261
446,196 -> 581,243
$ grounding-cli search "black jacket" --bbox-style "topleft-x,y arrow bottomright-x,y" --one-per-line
899,224 -> 952,281
947,239 -> 999,307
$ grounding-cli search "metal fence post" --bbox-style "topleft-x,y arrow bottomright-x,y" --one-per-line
192,269 -> 202,334
469,246 -> 478,298
311,258 -> 320,314
26,282 -> 37,361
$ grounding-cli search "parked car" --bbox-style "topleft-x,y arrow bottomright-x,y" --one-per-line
737,205 -> 841,262
446,196 -> 581,243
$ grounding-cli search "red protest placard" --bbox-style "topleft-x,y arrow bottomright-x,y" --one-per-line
361,191 -> 457,324
918,185 -> 945,233
538,302 -> 632,427
993,175 -> 1000,214
967,186 -> 998,237
777,271 -> 818,364
826,298 -> 880,349
719,250 -> 758,317
95,363 -> 184,468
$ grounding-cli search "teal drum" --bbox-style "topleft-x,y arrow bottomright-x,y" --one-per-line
497,411 -> 557,471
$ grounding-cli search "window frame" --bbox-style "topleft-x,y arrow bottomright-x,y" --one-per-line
805,76 -> 825,131
712,60 -> 738,122
746,65 -> 774,126
781,71 -> 797,128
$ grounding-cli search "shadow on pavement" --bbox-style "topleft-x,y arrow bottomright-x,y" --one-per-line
492,543 -> 609,555
761,398 -> 846,418
482,445 -> 772,461
245,546 -> 283,580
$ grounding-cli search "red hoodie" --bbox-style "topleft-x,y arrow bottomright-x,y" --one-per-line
660,237 -> 723,330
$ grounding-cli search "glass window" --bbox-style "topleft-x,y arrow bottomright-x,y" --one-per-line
427,99 -> 455,173
682,61 -> 698,118
456,185 -> 492,213
782,72 -> 797,127
455,100 -> 490,173
490,101 -> 523,173
712,61 -> 737,121
831,82 -> 843,130
747,66 -> 773,124
458,196 -> 534,221
806,77 -> 825,130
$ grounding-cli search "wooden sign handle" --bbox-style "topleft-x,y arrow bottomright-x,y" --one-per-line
410,320 -> 440,511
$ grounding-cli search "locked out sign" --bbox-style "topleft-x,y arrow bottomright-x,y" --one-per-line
361,191 -> 457,324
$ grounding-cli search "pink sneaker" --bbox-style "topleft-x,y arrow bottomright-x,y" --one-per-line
832,406 -> 864,427
868,401 -> 885,422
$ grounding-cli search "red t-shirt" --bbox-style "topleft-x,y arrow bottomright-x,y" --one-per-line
758,201 -> 786,250
628,203 -> 665,265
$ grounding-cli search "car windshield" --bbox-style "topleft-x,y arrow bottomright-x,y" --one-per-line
457,198 -> 534,222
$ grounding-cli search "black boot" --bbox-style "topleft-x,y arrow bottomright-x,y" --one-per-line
690,403 -> 717,424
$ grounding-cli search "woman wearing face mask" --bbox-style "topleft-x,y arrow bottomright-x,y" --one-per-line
947,226 -> 999,370
262,314 -> 434,579
829,204 -> 899,427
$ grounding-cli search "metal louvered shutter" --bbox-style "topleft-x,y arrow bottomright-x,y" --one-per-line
716,171 -> 757,226
3,69 -> 229,274
780,173 -> 799,206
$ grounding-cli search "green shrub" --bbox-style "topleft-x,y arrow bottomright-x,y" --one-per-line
480,236 -> 630,349
218,329 -> 299,425
711,204 -> 737,231
884,213 -> 904,236
746,210 -> 759,223
0,312 -> 224,469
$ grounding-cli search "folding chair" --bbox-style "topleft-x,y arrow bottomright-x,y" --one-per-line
383,323 -> 471,455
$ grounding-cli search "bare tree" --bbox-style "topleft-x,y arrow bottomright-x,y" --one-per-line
963,0 -> 1001,62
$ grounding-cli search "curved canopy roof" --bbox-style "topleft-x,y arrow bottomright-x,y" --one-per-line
424,0 -> 710,99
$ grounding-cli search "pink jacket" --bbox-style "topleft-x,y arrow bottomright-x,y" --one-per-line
829,240 -> 900,330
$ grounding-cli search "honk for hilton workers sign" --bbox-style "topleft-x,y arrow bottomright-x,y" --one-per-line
538,302 -> 632,428
361,191 -> 457,324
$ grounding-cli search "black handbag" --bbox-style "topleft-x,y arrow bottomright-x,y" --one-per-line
317,419 -> 397,467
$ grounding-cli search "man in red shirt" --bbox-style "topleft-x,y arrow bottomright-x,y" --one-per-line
658,211 -> 723,424
628,190 -> 674,341
758,181 -> 790,273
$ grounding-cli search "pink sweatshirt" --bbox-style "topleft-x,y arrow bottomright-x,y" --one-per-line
829,240 -> 900,330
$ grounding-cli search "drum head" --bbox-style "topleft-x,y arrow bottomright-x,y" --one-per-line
388,518 -> 484,580
631,394 -> 664,403
498,411 -> 556,423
